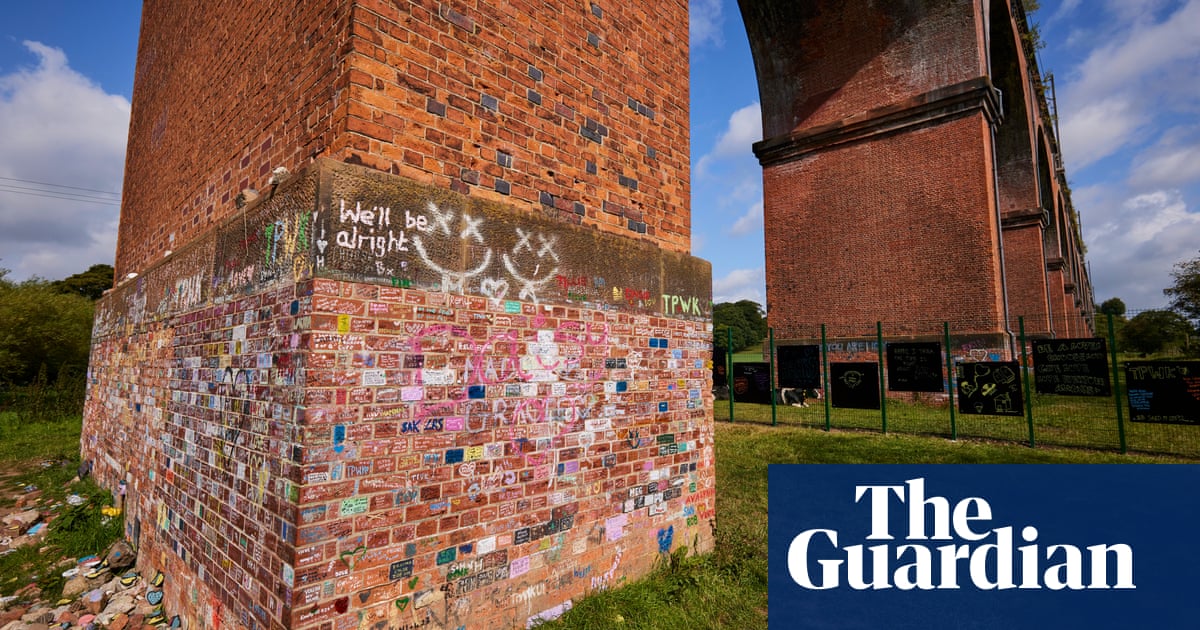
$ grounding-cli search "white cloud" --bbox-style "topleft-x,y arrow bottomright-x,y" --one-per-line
710,103 -> 762,157
0,41 -> 128,280
690,0 -> 724,49
697,102 -> 762,176
1050,0 -> 1082,22
712,267 -> 765,305
1079,186 -> 1200,310
693,102 -> 765,247
1070,1 -> 1200,98
1130,136 -> 1200,188
729,200 -> 762,236
1058,0 -> 1200,171
1103,0 -> 1174,23
1059,97 -> 1148,170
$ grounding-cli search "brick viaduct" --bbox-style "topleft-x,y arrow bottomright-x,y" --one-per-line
744,0 -> 1093,345
82,1 -> 1091,629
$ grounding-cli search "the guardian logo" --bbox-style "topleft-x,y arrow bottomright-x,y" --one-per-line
787,478 -> 1135,591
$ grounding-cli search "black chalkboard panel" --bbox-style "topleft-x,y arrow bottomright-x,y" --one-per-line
956,361 -> 1024,416
886,342 -> 944,392
713,346 -> 728,387
732,362 -> 773,404
830,362 -> 880,410
777,345 -> 821,389
1125,361 -> 1200,425
1031,338 -> 1110,396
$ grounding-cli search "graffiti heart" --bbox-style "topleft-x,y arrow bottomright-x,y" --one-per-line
339,545 -> 367,569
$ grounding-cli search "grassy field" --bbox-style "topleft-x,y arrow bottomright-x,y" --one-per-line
0,413 -> 123,600
541,421 -> 1188,630
0,412 -> 85,464
716,388 -> 1200,459
721,347 -> 1200,459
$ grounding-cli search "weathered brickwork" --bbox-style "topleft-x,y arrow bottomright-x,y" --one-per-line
761,114 -> 1006,336
103,2 -> 701,623
1002,223 -> 1051,334
117,0 -> 690,279
743,0 -> 985,140
86,161 -> 713,629
116,1 -> 352,277
742,0 -> 1093,341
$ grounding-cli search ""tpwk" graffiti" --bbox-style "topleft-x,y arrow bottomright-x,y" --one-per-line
660,294 -> 701,315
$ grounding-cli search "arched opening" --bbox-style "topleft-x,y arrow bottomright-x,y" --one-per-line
989,0 -> 1038,214
742,0 -> 1010,339
990,0 -> 1058,334
1037,130 -> 1060,335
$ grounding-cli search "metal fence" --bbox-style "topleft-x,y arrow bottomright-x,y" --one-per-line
715,312 -> 1200,459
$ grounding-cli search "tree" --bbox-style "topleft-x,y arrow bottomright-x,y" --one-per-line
1095,297 -> 1127,338
1118,310 -> 1193,357
713,300 -> 767,352
1098,298 -> 1126,318
51,263 -> 114,300
1165,252 -> 1200,324
0,272 -> 96,386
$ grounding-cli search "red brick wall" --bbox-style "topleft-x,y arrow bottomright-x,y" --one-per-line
117,0 -> 690,279
763,114 -> 1006,337
742,0 -> 985,138
85,284 -> 306,629
116,0 -> 354,278
341,0 -> 691,252
86,278 -> 712,630
85,161 -> 714,630
1002,224 -> 1051,335
748,0 -> 1097,340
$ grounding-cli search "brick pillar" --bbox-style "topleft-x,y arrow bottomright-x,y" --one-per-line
86,1 -> 712,628
741,0 -> 1009,340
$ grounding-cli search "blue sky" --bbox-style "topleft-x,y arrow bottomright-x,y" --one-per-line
2,1 -> 1198,313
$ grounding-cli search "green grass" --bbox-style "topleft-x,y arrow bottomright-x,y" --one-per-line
0,413 -> 122,601
542,421 -> 1188,630
716,388 -> 1200,459
722,347 -> 1200,458
0,412 -> 84,464
730,350 -> 766,363
0,480 -> 124,600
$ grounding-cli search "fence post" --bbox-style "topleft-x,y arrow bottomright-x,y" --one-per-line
877,321 -> 887,434
821,324 -> 831,432
769,328 -> 778,427
944,321 -> 957,440
727,327 -> 735,423
1108,313 -> 1127,454
1019,316 -> 1036,448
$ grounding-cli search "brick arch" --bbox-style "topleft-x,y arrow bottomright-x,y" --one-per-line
1036,128 -> 1061,334
743,0 -> 1008,338
742,0 -> 1093,344
739,1 -> 939,139
990,0 -> 1039,215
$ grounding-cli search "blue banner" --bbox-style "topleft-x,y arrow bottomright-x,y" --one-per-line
768,465 -> 1200,629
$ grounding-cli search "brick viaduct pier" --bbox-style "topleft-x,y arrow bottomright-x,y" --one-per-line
744,0 -> 1092,344
81,1 -> 1090,628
